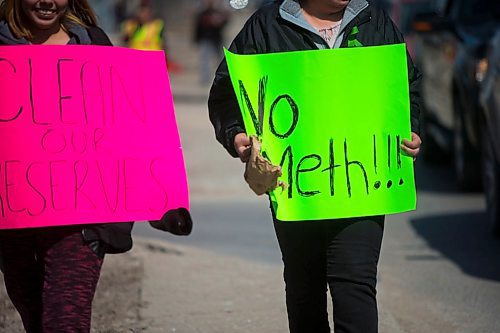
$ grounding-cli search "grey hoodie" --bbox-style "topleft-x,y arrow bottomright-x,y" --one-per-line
279,0 -> 369,49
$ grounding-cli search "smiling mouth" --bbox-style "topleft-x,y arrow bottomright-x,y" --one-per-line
34,8 -> 57,17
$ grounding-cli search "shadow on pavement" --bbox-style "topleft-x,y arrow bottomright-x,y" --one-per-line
410,211 -> 500,282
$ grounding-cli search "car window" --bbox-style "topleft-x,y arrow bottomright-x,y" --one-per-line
456,0 -> 500,24
436,0 -> 448,12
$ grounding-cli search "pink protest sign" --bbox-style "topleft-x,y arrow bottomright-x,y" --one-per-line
0,45 -> 189,229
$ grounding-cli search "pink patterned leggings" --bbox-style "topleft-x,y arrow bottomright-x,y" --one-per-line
0,226 -> 104,333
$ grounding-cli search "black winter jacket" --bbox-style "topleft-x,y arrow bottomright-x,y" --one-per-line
208,0 -> 422,158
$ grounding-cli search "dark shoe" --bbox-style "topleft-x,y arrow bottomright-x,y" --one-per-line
149,208 -> 193,236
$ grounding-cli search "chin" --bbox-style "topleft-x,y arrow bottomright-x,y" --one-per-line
23,7 -> 66,32
30,17 -> 60,30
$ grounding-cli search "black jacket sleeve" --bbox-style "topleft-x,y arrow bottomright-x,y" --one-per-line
208,15 -> 264,157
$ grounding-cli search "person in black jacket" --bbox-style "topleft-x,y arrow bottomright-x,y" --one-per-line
0,1 -> 133,332
208,0 -> 422,332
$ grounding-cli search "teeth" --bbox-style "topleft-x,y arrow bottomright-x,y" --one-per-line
36,9 -> 56,15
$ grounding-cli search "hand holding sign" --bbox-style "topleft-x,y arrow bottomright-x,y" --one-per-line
401,132 -> 422,161
234,132 -> 251,163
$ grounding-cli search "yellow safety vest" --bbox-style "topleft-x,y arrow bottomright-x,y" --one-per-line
123,19 -> 164,51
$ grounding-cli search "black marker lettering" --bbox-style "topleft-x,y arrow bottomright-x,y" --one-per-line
49,160 -> 66,211
279,146 -> 294,199
41,129 -> 67,154
269,94 -> 299,139
0,192 -> 4,217
57,58 -> 77,124
30,58 -> 50,125
344,139 -> 369,198
0,58 -> 23,122
5,161 -> 26,214
93,128 -> 106,152
387,134 -> 391,170
258,76 -> 267,129
96,160 -> 120,212
322,139 -> 341,196
123,158 -> 141,212
397,135 -> 402,169
71,131 -> 88,154
149,158 -> 169,212
110,66 -> 146,124
0,163 -> 5,218
81,61 -> 106,125
296,154 -> 322,197
26,162 -> 47,216
238,78 -> 265,137
74,160 -> 96,209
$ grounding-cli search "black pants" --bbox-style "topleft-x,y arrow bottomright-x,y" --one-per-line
273,216 -> 384,333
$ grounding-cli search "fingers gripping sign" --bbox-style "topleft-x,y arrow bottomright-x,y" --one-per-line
234,132 -> 251,163
401,132 -> 422,161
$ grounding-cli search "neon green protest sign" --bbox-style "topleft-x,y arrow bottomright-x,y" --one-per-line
225,44 -> 416,221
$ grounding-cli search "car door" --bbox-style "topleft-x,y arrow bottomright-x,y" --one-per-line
419,0 -> 459,132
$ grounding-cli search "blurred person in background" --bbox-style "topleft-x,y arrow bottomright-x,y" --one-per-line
194,0 -> 229,84
121,0 -> 182,72
122,0 -> 165,51
114,0 -> 127,27
113,0 -> 140,32
208,0 -> 422,332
